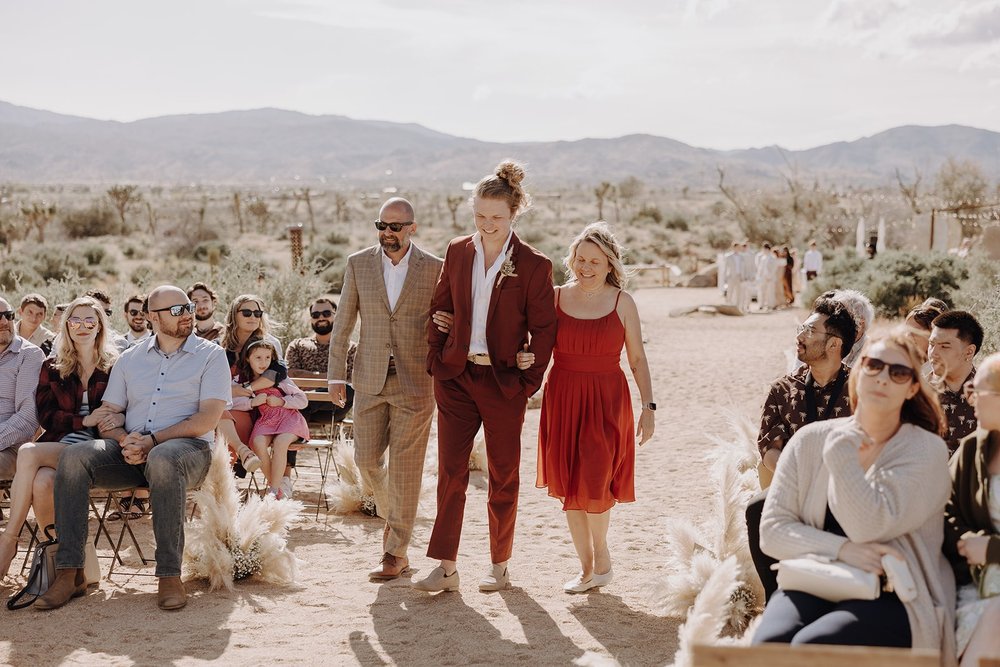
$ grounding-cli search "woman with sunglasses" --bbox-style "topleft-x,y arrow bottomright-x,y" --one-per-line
943,353 -> 1000,667
755,328 -> 956,660
217,295 -> 289,486
0,296 -> 121,577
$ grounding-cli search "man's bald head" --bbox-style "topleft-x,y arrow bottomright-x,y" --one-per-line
147,285 -> 188,311
980,353 -> 1000,392
379,197 -> 414,221
0,298 -> 11,312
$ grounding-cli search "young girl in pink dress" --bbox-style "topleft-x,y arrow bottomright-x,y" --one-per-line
232,339 -> 310,499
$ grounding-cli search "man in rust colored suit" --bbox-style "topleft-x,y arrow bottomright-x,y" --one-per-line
414,219 -> 557,593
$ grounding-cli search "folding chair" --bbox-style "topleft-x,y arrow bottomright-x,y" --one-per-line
0,478 -> 10,522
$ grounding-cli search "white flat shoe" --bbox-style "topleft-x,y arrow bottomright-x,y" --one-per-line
564,568 -> 613,594
412,566 -> 460,592
478,564 -> 509,592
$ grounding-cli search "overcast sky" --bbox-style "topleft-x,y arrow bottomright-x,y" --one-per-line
2,0 -> 998,150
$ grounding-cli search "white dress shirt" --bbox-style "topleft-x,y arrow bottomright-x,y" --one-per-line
469,230 -> 513,355
382,245 -> 411,312
804,248 -> 823,273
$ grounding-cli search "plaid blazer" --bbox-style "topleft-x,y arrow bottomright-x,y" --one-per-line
329,242 -> 443,397
36,358 -> 111,442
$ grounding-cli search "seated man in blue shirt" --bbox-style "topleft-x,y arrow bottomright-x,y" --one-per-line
39,285 -> 232,611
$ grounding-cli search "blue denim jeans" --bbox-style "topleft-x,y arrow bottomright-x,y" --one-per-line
54,438 -> 212,577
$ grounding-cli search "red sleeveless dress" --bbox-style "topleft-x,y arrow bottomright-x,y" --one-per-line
536,290 -> 636,512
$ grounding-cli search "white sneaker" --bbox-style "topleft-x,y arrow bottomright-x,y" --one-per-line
478,563 -> 510,592
280,476 -> 294,499
237,444 -> 261,473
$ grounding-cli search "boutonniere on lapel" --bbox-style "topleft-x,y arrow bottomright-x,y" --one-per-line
496,246 -> 517,288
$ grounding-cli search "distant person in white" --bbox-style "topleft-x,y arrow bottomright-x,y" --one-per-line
739,241 -> 755,314
803,241 -> 823,281
722,242 -> 744,309
755,242 -> 776,312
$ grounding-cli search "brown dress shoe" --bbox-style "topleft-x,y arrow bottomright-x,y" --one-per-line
157,576 -> 187,610
369,553 -> 410,581
35,568 -> 86,611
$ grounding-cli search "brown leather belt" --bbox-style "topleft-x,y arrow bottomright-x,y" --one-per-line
467,353 -> 491,366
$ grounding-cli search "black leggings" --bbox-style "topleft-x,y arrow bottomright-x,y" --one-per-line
746,489 -> 779,601
752,589 -> 912,647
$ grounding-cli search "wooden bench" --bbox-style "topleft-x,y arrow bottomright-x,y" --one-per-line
692,644 -> 939,667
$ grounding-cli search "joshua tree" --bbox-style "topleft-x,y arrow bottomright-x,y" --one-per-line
594,181 -> 613,220
446,195 -> 464,229
106,185 -> 143,231
20,202 -> 56,243
247,198 -> 270,233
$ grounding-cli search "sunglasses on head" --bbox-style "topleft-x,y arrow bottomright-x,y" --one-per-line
127,309 -> 144,317
0,311 -> 14,321
151,302 -> 196,317
310,309 -> 334,319
374,220 -> 414,232
239,309 -> 264,318
860,356 -> 916,384
67,317 -> 98,330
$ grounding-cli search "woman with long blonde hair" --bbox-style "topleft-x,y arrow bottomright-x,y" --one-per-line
755,328 -> 956,660
0,296 -> 120,577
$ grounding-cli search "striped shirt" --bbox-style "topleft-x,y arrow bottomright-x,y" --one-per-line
0,336 -> 45,451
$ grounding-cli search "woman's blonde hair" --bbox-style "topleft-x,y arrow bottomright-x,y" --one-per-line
221,294 -> 280,352
52,296 -> 118,380
563,222 -> 630,289
847,326 -> 946,437
474,160 -> 531,217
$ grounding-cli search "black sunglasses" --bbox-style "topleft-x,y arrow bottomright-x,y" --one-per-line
310,309 -> 334,319
151,302 -> 196,317
0,312 -> 15,321
239,309 -> 264,318
127,309 -> 144,317
374,220 -> 414,232
860,356 -> 916,384
104,309 -> 113,317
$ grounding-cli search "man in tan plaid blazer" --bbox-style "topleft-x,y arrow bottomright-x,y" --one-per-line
328,197 -> 443,581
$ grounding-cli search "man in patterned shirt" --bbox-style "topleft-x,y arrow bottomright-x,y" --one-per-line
747,297 -> 857,601
0,297 -> 45,480
928,310 -> 983,454
286,295 -> 356,423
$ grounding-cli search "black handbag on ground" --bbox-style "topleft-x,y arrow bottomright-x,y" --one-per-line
7,524 -> 58,610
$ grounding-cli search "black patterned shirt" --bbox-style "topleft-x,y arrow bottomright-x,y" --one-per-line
935,368 -> 977,454
286,335 -> 356,384
758,364 -> 853,458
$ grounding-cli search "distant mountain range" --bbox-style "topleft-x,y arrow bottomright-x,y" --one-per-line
1,100 -> 998,187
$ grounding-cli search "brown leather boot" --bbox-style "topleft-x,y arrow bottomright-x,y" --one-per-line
369,553 -> 411,581
35,568 -> 86,611
157,576 -> 187,610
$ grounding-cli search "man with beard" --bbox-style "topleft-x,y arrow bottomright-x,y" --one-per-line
0,297 -> 45,481
86,289 -> 130,353
286,295 -> 357,423
928,310 -> 983,453
328,197 -> 442,581
123,293 -> 152,347
746,297 -> 857,601
39,285 -> 230,611
187,282 -> 225,342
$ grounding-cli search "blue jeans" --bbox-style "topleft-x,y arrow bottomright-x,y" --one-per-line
54,438 -> 212,577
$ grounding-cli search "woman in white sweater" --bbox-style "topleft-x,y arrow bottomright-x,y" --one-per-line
755,329 -> 957,663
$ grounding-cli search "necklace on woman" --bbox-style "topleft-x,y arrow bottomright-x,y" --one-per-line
579,284 -> 603,299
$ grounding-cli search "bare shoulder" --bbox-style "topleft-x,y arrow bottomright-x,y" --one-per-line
616,290 -> 639,314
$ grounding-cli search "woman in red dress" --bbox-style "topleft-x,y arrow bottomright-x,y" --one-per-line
523,222 -> 655,593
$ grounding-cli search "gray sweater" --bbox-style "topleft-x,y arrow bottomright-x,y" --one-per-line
760,416 -> 956,665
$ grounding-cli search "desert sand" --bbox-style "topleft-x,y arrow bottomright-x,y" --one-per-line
0,287 -> 802,666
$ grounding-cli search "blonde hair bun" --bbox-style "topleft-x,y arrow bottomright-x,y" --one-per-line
495,160 -> 526,187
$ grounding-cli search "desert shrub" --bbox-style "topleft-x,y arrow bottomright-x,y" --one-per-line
192,241 -> 231,263
121,243 -> 145,260
957,255 -> 1000,355
632,205 -> 663,225
0,257 -> 42,291
806,248 -> 967,317
31,246 -> 97,282
705,228 -> 734,251
307,242 -> 344,266
83,244 -> 107,265
665,214 -> 689,231
62,205 -> 122,239
325,230 -> 350,245
131,264 -> 156,288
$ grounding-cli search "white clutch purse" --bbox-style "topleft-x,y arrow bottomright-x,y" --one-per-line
772,556 -> 880,602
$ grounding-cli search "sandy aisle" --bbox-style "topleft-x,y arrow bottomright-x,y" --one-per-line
0,287 -> 803,666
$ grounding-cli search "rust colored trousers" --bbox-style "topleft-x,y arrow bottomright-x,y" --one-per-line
426,363 -> 528,563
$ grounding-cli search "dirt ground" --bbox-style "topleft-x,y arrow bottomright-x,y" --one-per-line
0,287 -> 802,667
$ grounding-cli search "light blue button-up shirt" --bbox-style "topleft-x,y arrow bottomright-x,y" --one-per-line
103,333 -> 232,443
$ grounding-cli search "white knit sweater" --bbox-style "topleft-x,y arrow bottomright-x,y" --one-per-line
760,416 -> 957,665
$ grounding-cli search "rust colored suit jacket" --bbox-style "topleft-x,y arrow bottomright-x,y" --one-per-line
427,232 -> 557,400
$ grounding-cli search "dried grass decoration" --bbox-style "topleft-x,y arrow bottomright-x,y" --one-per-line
183,437 -> 303,590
